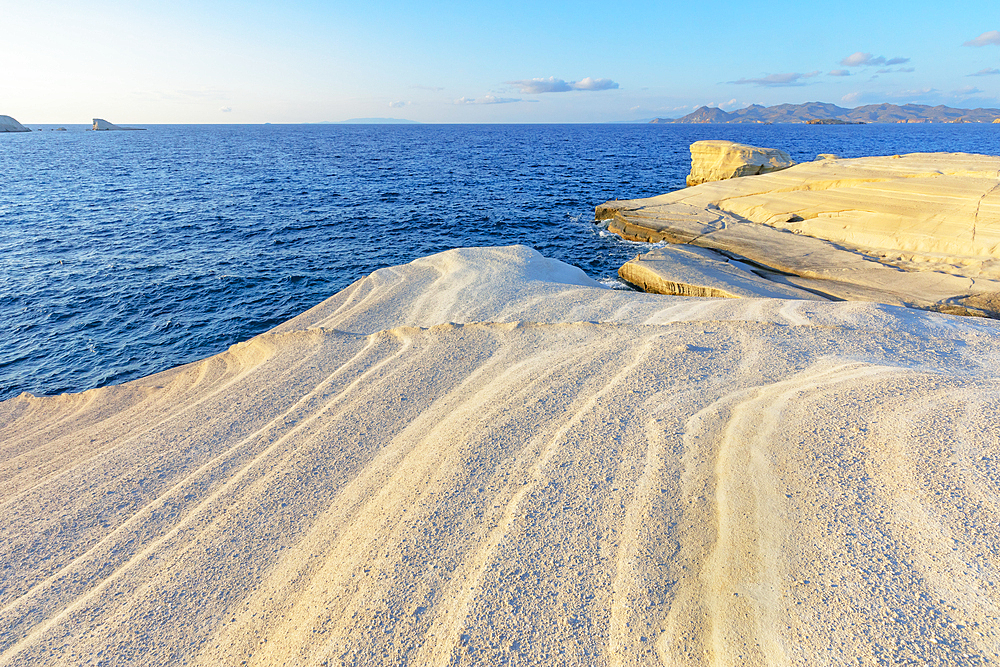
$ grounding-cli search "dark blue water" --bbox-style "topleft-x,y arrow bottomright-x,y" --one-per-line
3,123 -> 999,401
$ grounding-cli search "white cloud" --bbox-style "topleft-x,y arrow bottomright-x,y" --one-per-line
886,88 -> 937,98
964,31 -> 1000,47
970,68 -> 1000,76
842,88 -> 939,105
729,71 -> 820,87
841,52 -> 875,66
876,67 -> 915,74
505,76 -> 619,93
570,77 -> 619,91
840,52 -> 910,67
829,69 -> 851,77
388,101 -> 409,108
454,95 -> 520,105
954,85 -> 984,95
220,106 -> 232,113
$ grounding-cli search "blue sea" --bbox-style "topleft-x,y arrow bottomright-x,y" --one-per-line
3,123 -> 999,402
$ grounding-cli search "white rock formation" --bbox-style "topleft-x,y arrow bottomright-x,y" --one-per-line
686,139 -> 795,186
0,115 -> 30,132
4,245 -> 1000,665
618,244 -> 827,299
598,151 -> 1000,316
92,118 -> 123,130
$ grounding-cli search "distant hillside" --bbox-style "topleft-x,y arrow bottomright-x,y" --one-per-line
652,102 -> 1000,124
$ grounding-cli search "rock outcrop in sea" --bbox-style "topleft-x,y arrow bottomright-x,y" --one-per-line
685,140 -> 794,186
598,150 -> 1000,318
0,115 -> 30,132
92,118 -> 144,131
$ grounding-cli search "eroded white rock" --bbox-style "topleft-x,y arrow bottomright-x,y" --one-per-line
686,139 -> 794,186
599,151 -> 1000,316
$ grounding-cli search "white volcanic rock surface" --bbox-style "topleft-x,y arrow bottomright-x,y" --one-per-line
601,152 -> 1000,316
686,140 -> 795,186
3,245 -> 1000,665
618,245 -> 827,300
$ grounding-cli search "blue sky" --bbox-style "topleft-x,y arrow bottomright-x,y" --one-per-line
3,0 -> 999,123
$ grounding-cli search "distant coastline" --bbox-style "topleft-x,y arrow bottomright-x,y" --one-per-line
652,102 -> 1000,124
334,117 -> 421,124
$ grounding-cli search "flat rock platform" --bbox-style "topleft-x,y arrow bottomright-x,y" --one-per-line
598,152 -> 1000,317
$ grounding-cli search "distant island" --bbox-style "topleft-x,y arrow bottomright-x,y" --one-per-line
652,102 -> 1000,124
92,118 -> 145,131
336,118 -> 421,124
0,115 -> 31,132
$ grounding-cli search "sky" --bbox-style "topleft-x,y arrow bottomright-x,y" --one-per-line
2,0 -> 999,123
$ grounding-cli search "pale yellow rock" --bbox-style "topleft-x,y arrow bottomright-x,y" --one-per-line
686,139 -> 795,186
618,244 -> 828,300
599,152 -> 1000,316
3,245 -> 1000,666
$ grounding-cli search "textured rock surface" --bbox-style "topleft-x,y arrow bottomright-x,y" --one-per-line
598,151 -> 1000,316
0,115 -> 30,132
4,245 -> 1000,665
686,140 -> 795,186
618,245 -> 827,300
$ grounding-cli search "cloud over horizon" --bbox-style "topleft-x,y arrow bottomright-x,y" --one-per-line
729,71 -> 821,87
969,68 -> 1000,76
954,85 -> 984,95
963,31 -> 1000,47
505,76 -> 619,94
455,95 -> 521,105
840,52 -> 910,67
828,69 -> 851,77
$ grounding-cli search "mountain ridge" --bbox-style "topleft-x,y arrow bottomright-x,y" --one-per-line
653,102 -> 1000,124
